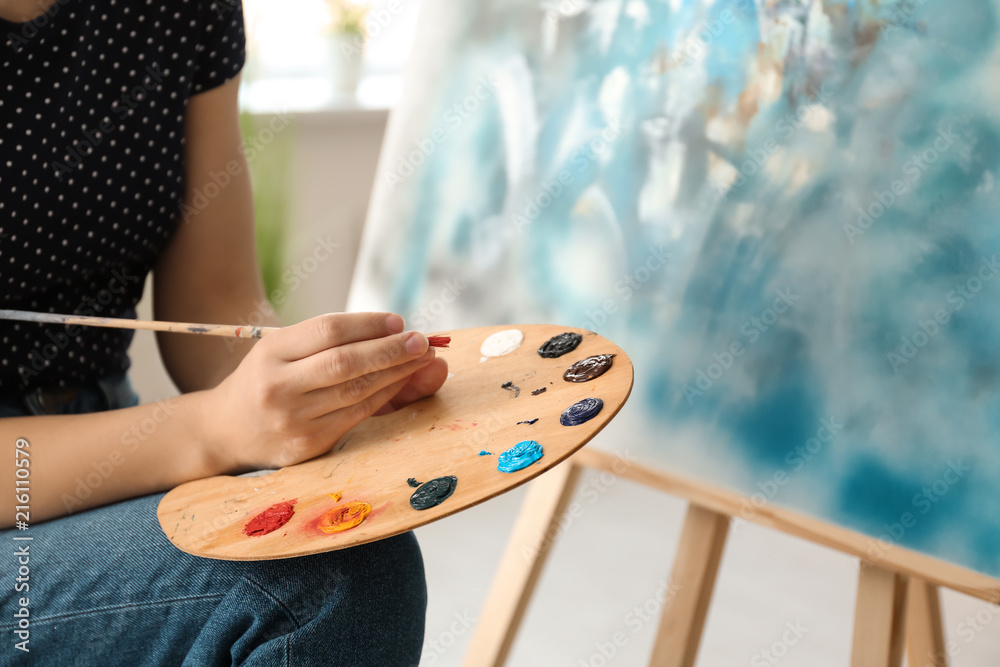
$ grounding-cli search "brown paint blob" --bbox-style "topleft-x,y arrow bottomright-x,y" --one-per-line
243,500 -> 297,537
563,354 -> 615,382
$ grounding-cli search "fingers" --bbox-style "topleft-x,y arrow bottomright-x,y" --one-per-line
312,375 -> 414,442
299,349 -> 437,418
270,312 -> 406,361
289,330 -> 430,393
372,357 -> 449,416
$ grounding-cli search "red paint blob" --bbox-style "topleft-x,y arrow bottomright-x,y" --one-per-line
428,335 -> 451,348
244,500 -> 297,537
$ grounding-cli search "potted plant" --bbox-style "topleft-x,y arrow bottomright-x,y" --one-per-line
325,0 -> 369,95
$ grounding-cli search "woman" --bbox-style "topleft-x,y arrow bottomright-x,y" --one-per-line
0,0 -> 446,663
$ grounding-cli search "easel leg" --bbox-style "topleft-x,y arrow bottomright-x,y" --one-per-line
906,578 -> 948,667
648,504 -> 730,667
850,563 -> 909,667
462,460 -> 583,667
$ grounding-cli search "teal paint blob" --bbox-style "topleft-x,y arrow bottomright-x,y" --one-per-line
479,450 -> 493,456
497,440 -> 544,473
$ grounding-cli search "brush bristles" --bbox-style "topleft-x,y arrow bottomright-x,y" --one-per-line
427,335 -> 451,348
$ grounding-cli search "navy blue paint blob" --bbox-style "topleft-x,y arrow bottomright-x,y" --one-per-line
409,476 -> 458,510
517,418 -> 538,425
497,440 -> 543,473
538,332 -> 583,358
559,398 -> 604,426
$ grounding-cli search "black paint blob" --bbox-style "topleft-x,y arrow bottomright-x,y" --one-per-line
563,354 -> 615,382
531,387 -> 547,396
517,418 -> 539,425
538,332 -> 583,358
406,478 -> 422,488
560,397 -> 604,426
409,476 -> 458,510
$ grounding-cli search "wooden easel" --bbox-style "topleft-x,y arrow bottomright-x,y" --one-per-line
463,447 -> 1000,666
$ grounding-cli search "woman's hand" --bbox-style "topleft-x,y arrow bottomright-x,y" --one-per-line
202,312 -> 448,472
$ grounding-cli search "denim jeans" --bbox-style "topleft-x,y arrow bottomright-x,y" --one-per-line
0,375 -> 427,666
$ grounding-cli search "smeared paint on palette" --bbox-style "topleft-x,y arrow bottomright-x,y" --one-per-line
157,324 -> 632,560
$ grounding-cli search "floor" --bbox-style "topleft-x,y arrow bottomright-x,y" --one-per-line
416,449 -> 1000,666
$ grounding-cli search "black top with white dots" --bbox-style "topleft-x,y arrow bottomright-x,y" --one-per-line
0,0 -> 245,391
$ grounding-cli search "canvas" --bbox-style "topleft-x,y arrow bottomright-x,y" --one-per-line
350,0 -> 1000,577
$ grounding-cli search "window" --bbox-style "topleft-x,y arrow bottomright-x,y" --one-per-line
240,0 -> 422,112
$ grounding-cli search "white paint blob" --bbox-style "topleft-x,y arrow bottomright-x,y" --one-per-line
480,329 -> 524,358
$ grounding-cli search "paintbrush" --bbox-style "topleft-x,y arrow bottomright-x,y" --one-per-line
0,308 -> 451,346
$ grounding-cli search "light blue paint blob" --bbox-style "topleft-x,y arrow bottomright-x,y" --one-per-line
479,450 -> 493,456
497,440 -> 544,473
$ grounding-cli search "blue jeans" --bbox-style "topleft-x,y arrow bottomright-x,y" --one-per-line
0,375 -> 427,666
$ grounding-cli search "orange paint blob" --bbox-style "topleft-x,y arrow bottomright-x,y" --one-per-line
328,492 -> 343,502
318,501 -> 372,533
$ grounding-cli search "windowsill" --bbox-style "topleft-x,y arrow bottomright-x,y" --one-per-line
239,72 -> 402,117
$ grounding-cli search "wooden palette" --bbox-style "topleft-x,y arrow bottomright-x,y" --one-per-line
157,324 -> 633,560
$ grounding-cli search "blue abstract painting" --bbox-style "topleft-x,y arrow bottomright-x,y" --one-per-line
350,0 -> 1000,577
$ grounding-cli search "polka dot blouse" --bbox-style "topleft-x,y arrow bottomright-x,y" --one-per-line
0,0 -> 245,392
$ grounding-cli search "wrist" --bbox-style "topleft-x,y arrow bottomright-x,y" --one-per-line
182,388 -> 241,478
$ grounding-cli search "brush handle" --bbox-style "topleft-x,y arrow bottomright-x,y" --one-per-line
0,309 -> 278,339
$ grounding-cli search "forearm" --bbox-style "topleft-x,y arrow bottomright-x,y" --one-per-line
0,392 -> 227,528
153,304 -> 280,391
